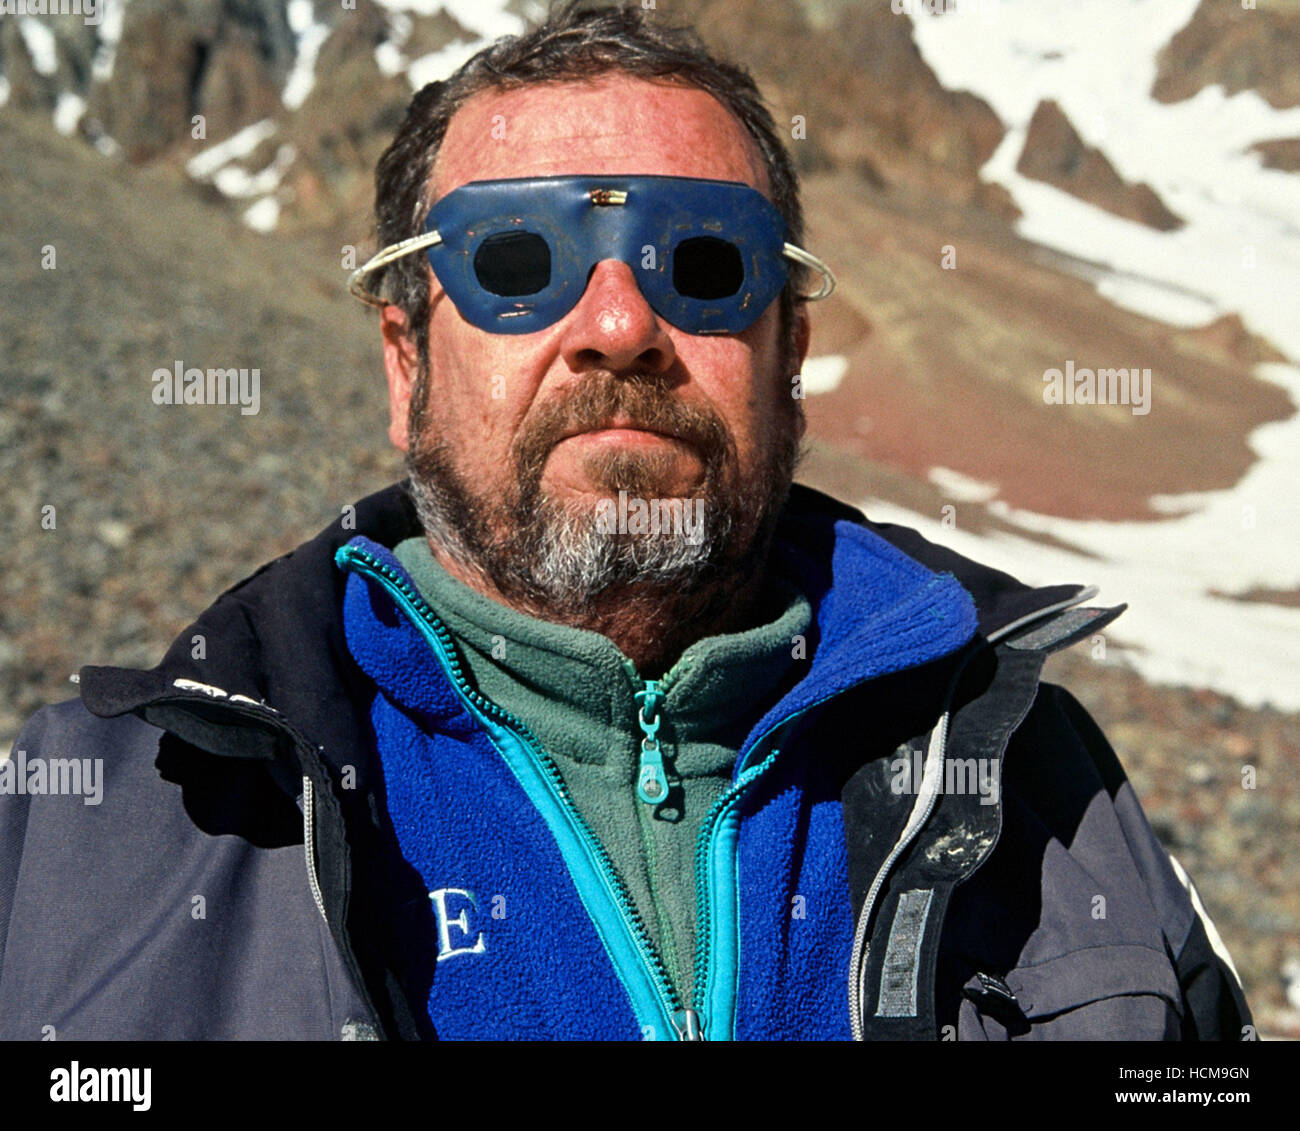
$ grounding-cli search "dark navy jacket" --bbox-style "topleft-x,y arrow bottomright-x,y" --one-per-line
0,482 -> 1252,1039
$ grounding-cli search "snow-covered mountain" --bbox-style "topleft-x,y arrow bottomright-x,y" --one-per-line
864,0 -> 1300,709
0,0 -> 542,229
3,0 -> 1299,709
0,0 -> 1025,230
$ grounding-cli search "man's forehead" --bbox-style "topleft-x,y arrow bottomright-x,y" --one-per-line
429,75 -> 771,203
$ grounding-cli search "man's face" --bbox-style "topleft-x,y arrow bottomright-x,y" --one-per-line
382,74 -> 810,607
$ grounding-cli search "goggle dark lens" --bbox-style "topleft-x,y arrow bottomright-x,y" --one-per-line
672,236 -> 745,300
473,231 -> 552,296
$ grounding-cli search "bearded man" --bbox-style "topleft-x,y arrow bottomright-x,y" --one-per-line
0,2 -> 1249,1041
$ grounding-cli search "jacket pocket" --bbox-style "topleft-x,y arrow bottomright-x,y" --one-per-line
959,944 -> 1184,1040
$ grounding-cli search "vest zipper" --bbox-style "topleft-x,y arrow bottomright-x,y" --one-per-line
675,1007 -> 704,1040
845,618 -> 1063,1039
339,543 -> 813,1041
340,545 -> 688,1038
688,713 -> 808,1038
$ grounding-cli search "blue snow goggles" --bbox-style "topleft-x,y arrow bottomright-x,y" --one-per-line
348,174 -> 835,334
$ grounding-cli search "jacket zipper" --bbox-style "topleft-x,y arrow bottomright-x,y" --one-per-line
846,590 -> 1111,1039
143,687 -> 385,1034
846,708 -> 951,1040
302,775 -> 329,924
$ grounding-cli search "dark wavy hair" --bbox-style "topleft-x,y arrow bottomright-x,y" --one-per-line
370,0 -> 807,431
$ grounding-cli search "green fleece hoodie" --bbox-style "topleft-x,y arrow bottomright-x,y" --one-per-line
393,536 -> 812,1005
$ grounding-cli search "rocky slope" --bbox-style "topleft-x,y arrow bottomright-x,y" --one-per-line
2,0 -> 1298,1033
1153,0 -> 1300,109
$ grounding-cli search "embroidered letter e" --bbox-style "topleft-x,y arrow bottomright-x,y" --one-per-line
429,888 -> 488,961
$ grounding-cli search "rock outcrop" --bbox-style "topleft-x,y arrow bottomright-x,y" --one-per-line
1017,99 -> 1183,231
1153,0 -> 1300,109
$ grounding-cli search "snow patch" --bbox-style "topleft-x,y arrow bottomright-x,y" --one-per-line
53,91 -> 85,136
91,0 -> 128,83
928,467 -> 999,504
800,354 -> 848,395
212,145 -> 297,199
912,0 -> 1300,361
186,120 -> 278,179
186,121 -> 296,224
387,10 -> 414,42
93,132 -> 122,158
1147,491 -> 1219,517
866,360 -> 1300,710
242,197 -> 281,233
375,41 -> 406,76
408,40 -> 487,88
369,0 -> 528,90
1094,274 -> 1219,328
18,17 -> 59,76
283,0 -> 330,111
865,492 -> 1300,713
372,0 -> 445,13
372,0 -> 523,31
374,8 -> 412,75
286,0 -> 312,32
437,0 -> 525,40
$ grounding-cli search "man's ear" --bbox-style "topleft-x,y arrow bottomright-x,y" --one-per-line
381,305 -> 419,452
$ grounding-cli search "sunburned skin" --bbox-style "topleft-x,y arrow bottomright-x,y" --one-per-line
378,73 -> 812,671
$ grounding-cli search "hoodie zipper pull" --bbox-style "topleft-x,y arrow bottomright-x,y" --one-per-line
634,680 -> 668,806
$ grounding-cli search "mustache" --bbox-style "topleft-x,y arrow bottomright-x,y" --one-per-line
512,372 -> 731,477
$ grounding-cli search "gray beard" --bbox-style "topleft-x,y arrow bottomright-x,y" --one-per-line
404,367 -> 802,614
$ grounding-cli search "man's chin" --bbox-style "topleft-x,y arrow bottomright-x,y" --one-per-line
543,440 -> 707,500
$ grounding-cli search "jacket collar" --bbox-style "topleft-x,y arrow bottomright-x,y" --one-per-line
76,480 -> 1097,761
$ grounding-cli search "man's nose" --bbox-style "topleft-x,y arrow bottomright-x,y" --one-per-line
558,259 -> 676,374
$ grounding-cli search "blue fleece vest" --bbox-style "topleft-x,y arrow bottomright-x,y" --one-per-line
336,510 -> 977,1040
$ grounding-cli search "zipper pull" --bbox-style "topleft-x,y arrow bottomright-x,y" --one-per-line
634,680 -> 669,805
674,1008 -> 704,1041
